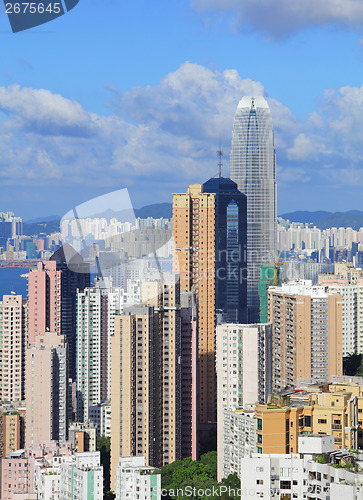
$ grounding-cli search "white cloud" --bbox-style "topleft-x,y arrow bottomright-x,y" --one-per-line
0,63 -> 363,206
0,85 -> 97,137
287,133 -> 317,161
192,0 -> 363,37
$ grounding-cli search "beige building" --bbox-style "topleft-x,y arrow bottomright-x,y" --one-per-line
25,332 -> 68,447
111,280 -> 195,489
0,294 -> 27,402
173,184 -> 217,428
268,280 -> 343,392
255,381 -> 363,454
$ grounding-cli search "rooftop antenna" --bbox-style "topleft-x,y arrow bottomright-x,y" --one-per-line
217,137 -> 223,178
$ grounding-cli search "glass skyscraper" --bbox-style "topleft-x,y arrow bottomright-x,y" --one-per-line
230,96 -> 277,323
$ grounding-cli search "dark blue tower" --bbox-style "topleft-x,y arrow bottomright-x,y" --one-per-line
203,177 -> 247,324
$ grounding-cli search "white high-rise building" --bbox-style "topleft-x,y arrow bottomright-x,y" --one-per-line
319,275 -> 363,355
221,407 -> 256,480
76,279 -> 132,421
216,323 -> 272,480
230,96 -> 276,322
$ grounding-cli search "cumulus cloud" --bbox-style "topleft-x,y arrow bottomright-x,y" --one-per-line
287,134 -> 317,161
1,62 -> 363,212
191,0 -> 363,37
0,85 -> 97,137
110,62 -> 265,141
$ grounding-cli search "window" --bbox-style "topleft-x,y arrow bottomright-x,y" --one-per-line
304,416 -> 311,427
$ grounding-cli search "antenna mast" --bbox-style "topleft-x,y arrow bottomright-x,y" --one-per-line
217,138 -> 223,178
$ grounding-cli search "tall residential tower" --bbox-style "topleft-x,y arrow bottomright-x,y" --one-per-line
173,178 -> 247,433
230,96 -> 276,323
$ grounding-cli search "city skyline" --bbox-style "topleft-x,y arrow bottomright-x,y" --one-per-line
0,2 -> 363,218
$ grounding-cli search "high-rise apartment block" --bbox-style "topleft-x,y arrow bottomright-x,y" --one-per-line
76,279 -> 127,421
230,96 -> 277,323
268,281 -> 343,391
28,248 -> 89,379
25,332 -> 68,447
50,244 -> 90,380
173,178 -> 247,430
216,323 -> 272,480
318,265 -> 363,355
110,280 -> 197,488
0,294 -> 27,402
28,261 -> 62,344
220,407 -> 256,480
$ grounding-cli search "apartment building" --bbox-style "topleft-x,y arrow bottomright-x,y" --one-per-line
115,456 -> 161,500
240,435 -> 363,500
110,280 -> 197,489
216,323 -> 272,480
173,178 -> 247,433
25,332 -> 68,447
76,279 -> 128,421
0,294 -> 27,402
268,280 -> 343,391
221,407 -> 256,480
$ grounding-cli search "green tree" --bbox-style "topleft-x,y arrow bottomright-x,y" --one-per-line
160,453 -> 240,500
97,436 -> 111,495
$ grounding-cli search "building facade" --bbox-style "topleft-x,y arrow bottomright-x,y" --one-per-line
115,456 -> 161,500
111,280 -> 197,489
173,178 -> 247,431
221,407 -> 256,480
0,294 -> 27,402
230,96 -> 276,323
76,280 -> 127,421
240,435 -> 363,500
268,281 -> 343,391
25,332 -> 68,447
216,323 -> 272,479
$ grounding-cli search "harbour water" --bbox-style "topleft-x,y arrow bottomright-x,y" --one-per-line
0,268 -> 29,297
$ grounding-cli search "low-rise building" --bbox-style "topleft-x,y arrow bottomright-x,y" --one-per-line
115,456 -> 161,500
89,401 -> 111,437
60,452 -> 103,500
241,435 -> 363,500
69,421 -> 97,452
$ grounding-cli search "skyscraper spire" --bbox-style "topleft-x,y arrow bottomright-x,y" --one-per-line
230,96 -> 277,323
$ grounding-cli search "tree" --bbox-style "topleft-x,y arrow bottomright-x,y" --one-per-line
97,436 -> 111,495
160,452 -> 240,500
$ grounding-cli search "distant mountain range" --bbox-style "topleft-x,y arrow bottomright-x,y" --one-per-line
24,206 -> 363,236
279,210 -> 363,230
23,203 -> 173,236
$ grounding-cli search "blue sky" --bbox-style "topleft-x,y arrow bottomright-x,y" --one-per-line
0,0 -> 363,219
